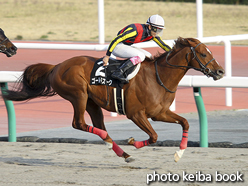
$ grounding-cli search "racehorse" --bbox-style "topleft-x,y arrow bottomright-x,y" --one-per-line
2,37 -> 224,162
0,28 -> 17,57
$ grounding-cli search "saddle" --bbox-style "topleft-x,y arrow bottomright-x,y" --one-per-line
90,57 -> 141,115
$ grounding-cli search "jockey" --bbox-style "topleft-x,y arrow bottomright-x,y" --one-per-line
103,14 -> 171,83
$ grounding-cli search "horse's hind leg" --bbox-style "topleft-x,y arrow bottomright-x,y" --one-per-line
71,97 -> 108,142
86,98 -> 134,162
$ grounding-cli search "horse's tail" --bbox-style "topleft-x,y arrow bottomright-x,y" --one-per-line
2,63 -> 56,101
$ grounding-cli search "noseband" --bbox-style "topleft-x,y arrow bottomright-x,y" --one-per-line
155,42 -> 215,93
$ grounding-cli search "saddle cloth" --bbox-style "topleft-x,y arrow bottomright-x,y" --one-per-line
90,58 -> 141,115
90,57 -> 141,87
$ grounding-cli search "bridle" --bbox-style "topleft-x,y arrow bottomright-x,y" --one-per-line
0,37 -> 9,53
186,43 -> 215,76
155,42 -> 215,93
166,43 -> 215,75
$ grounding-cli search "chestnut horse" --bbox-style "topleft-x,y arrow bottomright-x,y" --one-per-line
2,37 -> 224,162
0,28 -> 17,57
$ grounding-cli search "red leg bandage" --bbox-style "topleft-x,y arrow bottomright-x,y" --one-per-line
133,140 -> 150,149
180,130 -> 188,150
86,126 -> 108,140
112,141 -> 124,157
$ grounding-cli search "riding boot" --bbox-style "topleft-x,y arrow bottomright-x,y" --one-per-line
111,59 -> 134,83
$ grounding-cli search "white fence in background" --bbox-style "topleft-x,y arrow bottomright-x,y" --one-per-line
1,71 -> 248,88
1,72 -> 248,113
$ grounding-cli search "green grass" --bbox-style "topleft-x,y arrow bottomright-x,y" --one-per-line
1,0 -> 247,45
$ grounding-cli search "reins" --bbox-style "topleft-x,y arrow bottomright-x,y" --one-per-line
155,60 -> 176,93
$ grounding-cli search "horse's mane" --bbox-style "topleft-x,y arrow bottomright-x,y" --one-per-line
148,37 -> 199,62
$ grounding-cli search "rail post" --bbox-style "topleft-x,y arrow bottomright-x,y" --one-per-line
193,87 -> 208,147
0,82 -> 16,142
222,39 -> 232,106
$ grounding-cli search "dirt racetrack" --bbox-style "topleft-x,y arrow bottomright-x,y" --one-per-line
0,142 -> 247,186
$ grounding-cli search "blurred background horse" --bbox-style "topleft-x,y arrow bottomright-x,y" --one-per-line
0,28 -> 17,57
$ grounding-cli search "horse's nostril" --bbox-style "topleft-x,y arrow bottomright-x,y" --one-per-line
217,69 -> 225,76
11,46 -> 17,51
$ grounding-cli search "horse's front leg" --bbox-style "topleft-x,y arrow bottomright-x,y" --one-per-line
86,98 -> 134,163
152,109 -> 189,162
128,111 -> 158,149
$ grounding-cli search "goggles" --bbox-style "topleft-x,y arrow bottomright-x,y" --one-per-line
151,26 -> 163,34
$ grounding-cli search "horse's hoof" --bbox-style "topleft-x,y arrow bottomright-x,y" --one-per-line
104,141 -> 113,150
125,156 -> 135,163
174,149 -> 185,162
128,137 -> 135,145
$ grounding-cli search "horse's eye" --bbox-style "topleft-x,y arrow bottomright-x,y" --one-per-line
201,53 -> 207,58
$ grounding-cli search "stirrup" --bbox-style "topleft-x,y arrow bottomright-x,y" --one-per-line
111,73 -> 129,83
111,70 -> 129,83
121,79 -> 129,84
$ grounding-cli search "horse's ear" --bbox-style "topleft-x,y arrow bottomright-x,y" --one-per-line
185,38 -> 198,47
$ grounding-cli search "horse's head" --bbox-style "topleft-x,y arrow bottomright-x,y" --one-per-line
0,28 -> 17,57
184,38 -> 225,80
